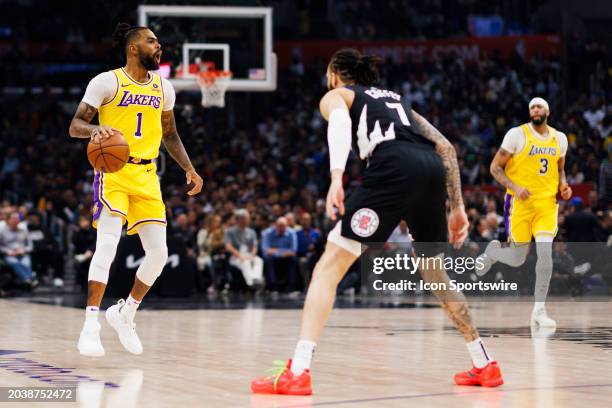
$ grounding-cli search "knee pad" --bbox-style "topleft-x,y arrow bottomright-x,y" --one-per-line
535,246 -> 552,264
534,236 -> 553,261
88,232 -> 120,284
136,245 -> 168,286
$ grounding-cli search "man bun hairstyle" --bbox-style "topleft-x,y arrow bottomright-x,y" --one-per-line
112,22 -> 147,49
330,48 -> 380,86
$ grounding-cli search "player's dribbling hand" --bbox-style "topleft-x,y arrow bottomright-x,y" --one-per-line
326,177 -> 345,221
559,182 -> 572,201
513,184 -> 531,201
90,125 -> 118,142
448,206 -> 469,248
186,168 -> 203,196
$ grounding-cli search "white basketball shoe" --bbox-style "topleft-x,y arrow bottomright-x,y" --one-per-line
106,299 -> 143,355
530,306 -> 557,328
78,320 -> 105,357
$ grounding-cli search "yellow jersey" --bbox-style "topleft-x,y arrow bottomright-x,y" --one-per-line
505,123 -> 560,199
98,68 -> 164,160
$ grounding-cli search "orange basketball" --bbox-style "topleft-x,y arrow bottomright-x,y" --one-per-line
87,130 -> 129,173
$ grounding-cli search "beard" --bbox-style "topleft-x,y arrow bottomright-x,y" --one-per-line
139,53 -> 159,71
530,115 -> 546,126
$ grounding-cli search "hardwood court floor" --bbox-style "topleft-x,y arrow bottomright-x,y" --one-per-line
1,298 -> 611,407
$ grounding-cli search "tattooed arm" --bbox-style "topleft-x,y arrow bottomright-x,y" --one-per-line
161,110 -> 192,170
490,148 -> 531,200
489,148 -> 515,189
161,110 -> 203,196
69,102 -> 117,140
411,110 -> 468,245
411,110 -> 463,210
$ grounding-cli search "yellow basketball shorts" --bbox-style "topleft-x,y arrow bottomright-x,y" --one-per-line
92,162 -> 166,235
503,194 -> 558,243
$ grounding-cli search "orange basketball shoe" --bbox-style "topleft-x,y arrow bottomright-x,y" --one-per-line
251,360 -> 312,395
454,361 -> 504,387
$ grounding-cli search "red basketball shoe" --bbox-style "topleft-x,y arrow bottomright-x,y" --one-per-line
251,360 -> 312,395
454,361 -> 504,387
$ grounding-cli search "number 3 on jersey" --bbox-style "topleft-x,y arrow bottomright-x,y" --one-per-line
134,112 -> 143,138
539,158 -> 548,175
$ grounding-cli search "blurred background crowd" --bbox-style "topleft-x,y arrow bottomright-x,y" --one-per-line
0,0 -> 610,297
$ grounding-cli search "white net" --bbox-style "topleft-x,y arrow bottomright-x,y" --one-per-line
197,72 -> 232,108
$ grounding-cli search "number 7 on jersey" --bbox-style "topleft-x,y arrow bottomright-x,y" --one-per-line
386,103 -> 411,126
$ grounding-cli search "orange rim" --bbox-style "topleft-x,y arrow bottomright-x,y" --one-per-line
197,71 -> 232,86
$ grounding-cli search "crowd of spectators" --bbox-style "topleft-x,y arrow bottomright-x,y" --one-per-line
0,2 -> 610,297
2,1 -> 525,43
0,0 -> 558,87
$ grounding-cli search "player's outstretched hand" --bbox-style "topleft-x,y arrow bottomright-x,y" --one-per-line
559,182 -> 572,201
186,168 -> 204,196
326,178 -> 345,221
90,125 -> 118,142
448,206 -> 469,248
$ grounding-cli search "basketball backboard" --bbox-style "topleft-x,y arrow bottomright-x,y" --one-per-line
138,5 -> 276,93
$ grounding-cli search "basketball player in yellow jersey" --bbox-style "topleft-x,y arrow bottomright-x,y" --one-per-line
68,23 -> 203,357
478,97 -> 572,328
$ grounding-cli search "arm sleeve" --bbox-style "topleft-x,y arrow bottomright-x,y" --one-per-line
327,108 -> 352,172
82,71 -> 118,109
161,78 -> 176,111
500,127 -> 524,154
557,131 -> 568,157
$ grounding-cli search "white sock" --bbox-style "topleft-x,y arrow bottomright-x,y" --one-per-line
291,340 -> 316,375
84,307 -> 99,329
122,295 -> 141,320
533,301 -> 545,312
466,338 -> 492,369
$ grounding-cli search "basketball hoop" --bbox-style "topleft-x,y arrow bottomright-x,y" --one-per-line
197,70 -> 232,108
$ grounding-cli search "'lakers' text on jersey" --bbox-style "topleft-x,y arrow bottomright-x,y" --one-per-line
346,85 -> 434,161
83,68 -> 173,235
98,68 -> 164,160
501,123 -> 566,242
505,124 -> 561,199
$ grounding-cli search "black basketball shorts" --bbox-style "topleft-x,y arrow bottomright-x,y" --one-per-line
339,141 -> 448,257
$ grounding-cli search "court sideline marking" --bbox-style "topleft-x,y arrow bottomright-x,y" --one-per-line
277,383 -> 612,407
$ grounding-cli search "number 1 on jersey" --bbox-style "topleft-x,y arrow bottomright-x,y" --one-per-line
386,103 -> 411,126
134,112 -> 143,138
